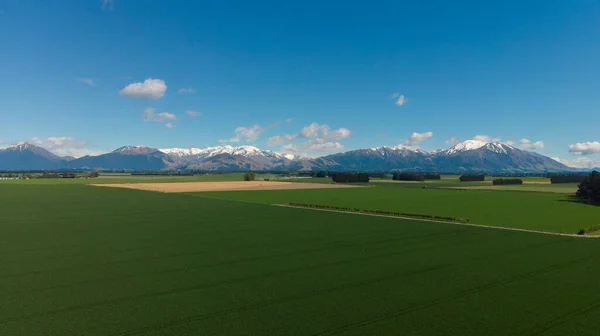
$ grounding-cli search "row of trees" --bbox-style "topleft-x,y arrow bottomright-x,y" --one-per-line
330,172 -> 370,183
459,175 -> 485,182
392,173 -> 441,181
492,179 -> 523,185
551,175 -> 588,184
576,171 -> 600,203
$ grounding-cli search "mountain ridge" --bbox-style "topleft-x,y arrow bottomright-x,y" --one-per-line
0,141 -> 572,172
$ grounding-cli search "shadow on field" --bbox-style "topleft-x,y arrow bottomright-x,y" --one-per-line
556,195 -> 598,207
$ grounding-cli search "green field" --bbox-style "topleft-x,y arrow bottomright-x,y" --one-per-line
2,182 -> 600,335
191,187 -> 600,234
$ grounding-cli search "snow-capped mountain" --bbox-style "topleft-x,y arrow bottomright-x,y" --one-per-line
0,140 -> 571,172
444,140 -> 514,155
159,145 -> 287,160
0,142 -> 63,170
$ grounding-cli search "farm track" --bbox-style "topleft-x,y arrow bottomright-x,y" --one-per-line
275,204 -> 600,238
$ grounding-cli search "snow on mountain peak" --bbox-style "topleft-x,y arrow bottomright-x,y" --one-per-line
159,145 -> 289,159
445,140 -> 514,155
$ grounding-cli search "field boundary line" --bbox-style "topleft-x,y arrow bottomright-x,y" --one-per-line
274,204 -> 599,239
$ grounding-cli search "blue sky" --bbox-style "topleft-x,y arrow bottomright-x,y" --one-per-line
1,0 -> 599,166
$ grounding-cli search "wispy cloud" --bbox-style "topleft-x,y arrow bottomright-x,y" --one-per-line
391,93 -> 406,106
519,138 -> 544,149
569,141 -> 600,155
219,125 -> 264,143
286,118 -> 293,124
473,135 -> 502,142
446,138 -> 461,146
553,156 -> 600,169
280,139 -> 344,157
165,123 -> 176,129
119,78 -> 167,100
143,108 -> 177,123
403,131 -> 433,148
76,78 -> 95,87
101,0 -> 114,10
267,134 -> 298,146
178,88 -> 196,94
185,110 -> 202,117
28,136 -> 103,158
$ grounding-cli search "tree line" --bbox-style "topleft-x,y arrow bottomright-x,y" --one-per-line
329,172 -> 370,183
492,179 -> 523,185
576,171 -> 600,204
392,173 -> 441,181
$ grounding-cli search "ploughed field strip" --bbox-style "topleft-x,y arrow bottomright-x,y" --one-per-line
2,184 -> 600,335
91,181 -> 361,192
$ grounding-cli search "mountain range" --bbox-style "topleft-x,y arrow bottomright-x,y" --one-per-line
0,140 -> 575,172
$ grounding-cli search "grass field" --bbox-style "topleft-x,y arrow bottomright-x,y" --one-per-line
1,183 -> 600,335
192,187 -> 600,234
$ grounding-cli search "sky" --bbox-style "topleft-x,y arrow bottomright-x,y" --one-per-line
0,0 -> 599,167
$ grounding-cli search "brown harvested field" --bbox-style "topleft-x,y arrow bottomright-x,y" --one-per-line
91,181 -> 362,193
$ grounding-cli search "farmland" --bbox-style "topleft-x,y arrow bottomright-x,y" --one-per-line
2,179 -> 600,335
191,186 -> 600,234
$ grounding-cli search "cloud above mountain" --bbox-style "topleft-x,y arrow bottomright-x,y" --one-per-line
28,136 -> 103,157
569,142 -> 600,155
519,139 -> 544,149
120,78 -> 167,100
473,135 -> 501,142
404,131 -> 433,147
219,125 -> 264,143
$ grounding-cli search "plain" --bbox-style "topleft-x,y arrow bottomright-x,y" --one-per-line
1,181 -> 600,335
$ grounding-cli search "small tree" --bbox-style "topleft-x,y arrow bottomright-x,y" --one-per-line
244,172 -> 256,181
89,171 -> 100,178
316,171 -> 327,178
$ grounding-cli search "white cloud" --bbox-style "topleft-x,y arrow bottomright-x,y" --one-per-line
299,123 -> 351,140
404,131 -> 433,147
143,108 -> 177,123
395,95 -> 406,106
178,88 -> 196,94
165,123 -> 176,129
473,135 -> 502,142
553,157 -> 600,169
219,125 -> 264,143
446,138 -> 461,146
281,139 -> 344,157
300,123 -> 329,138
286,118 -> 293,124
185,110 -> 202,117
119,78 -> 167,100
28,137 -> 103,158
271,122 -> 352,155
391,93 -> 406,106
327,128 -> 351,140
505,140 -> 516,146
569,142 -> 600,155
519,138 -> 544,149
156,112 -> 177,121
266,120 -> 281,130
267,134 -> 298,146
76,78 -> 94,87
